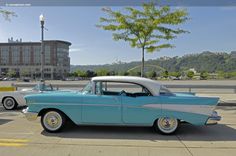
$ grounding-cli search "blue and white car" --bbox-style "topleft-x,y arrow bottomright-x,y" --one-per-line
0,83 -> 54,110
23,76 -> 221,134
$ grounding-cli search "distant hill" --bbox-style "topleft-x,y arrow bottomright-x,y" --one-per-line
70,51 -> 236,73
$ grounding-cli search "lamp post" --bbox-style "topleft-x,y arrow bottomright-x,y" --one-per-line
39,14 -> 45,82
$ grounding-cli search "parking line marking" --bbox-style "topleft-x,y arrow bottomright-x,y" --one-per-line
0,142 -> 27,147
0,139 -> 29,143
0,139 -> 29,147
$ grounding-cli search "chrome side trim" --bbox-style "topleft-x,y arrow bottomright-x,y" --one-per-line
22,108 -> 38,121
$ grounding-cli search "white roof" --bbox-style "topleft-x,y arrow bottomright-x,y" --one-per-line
91,76 -> 161,96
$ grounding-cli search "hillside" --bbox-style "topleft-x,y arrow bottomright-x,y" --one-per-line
70,51 -> 236,73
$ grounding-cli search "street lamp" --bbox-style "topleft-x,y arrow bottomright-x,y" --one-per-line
39,14 -> 45,82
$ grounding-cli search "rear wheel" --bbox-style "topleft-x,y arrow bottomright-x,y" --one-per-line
3,97 -> 17,110
41,110 -> 66,133
154,117 -> 179,134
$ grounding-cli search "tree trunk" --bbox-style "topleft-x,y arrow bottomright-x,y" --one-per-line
141,47 -> 145,77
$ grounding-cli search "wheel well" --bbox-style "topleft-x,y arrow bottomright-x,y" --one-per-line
2,96 -> 18,105
38,108 -> 73,123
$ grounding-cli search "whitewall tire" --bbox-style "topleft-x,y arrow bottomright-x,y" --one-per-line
41,110 -> 66,133
3,97 -> 17,110
154,117 -> 179,134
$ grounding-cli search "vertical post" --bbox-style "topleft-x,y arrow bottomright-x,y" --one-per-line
141,47 -> 144,77
41,22 -> 44,81
40,14 -> 45,82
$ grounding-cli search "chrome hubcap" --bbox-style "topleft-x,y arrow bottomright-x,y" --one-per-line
158,117 -> 178,133
4,98 -> 15,109
43,111 -> 62,131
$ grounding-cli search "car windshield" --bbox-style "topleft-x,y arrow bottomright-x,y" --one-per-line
33,83 -> 53,91
82,82 -> 93,94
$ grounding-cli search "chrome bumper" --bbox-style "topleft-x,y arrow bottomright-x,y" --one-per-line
206,111 -> 221,125
22,107 -> 38,121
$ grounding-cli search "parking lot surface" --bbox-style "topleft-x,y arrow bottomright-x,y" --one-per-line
0,105 -> 236,156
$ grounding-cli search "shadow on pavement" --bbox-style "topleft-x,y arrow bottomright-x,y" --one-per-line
0,105 -> 26,113
41,123 -> 236,141
0,119 -> 13,125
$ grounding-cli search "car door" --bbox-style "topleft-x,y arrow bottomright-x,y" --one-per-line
81,81 -> 122,124
121,86 -> 162,125
122,96 -> 162,125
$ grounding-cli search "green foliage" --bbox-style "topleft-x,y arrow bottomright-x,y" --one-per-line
0,8 -> 17,21
161,70 -> 169,78
7,69 -> 16,78
187,71 -> 194,79
147,71 -> 157,79
21,70 -> 30,77
169,72 -> 181,78
86,70 -> 96,78
76,69 -> 87,77
128,71 -> 141,76
118,71 -> 129,76
200,71 -> 209,80
96,69 -> 109,76
71,52 -> 236,79
98,2 -> 189,76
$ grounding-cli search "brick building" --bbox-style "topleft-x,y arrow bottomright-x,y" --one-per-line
0,39 -> 71,79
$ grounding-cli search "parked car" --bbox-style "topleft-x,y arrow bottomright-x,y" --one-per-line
23,76 -> 221,134
0,83 -> 54,110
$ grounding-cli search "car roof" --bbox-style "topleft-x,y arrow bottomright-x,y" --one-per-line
91,76 -> 161,95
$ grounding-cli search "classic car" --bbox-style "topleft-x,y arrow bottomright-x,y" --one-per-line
23,76 -> 221,134
0,83 -> 54,110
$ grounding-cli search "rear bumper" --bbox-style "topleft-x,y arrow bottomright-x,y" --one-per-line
206,111 -> 221,125
22,107 -> 38,121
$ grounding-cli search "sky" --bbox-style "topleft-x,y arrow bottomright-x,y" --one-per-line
0,6 -> 236,65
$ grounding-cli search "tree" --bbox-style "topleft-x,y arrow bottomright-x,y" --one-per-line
147,71 -> 157,79
118,71 -> 129,76
96,69 -> 109,76
170,72 -> 181,78
76,69 -> 87,78
21,69 -> 30,77
200,71 -> 209,80
0,8 -> 17,21
98,2 -> 189,77
86,70 -> 97,78
187,71 -> 194,79
7,69 -> 16,78
161,70 -> 169,79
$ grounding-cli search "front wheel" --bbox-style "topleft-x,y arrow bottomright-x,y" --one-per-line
3,97 -> 17,110
41,110 -> 66,133
154,117 -> 179,134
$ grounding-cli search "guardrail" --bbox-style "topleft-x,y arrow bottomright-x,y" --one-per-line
11,83 -> 236,93
165,84 -> 236,93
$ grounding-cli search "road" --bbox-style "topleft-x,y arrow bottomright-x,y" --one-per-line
0,105 -> 236,156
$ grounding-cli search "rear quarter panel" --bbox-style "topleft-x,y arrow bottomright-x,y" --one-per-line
159,95 -> 219,125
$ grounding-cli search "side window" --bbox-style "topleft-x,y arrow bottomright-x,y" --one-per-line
160,86 -> 173,96
95,81 -> 103,95
101,82 -> 152,97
